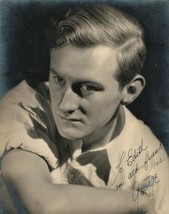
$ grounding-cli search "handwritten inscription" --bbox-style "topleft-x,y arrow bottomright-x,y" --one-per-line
116,151 -> 126,174
126,140 -> 148,166
139,174 -> 160,195
148,158 -> 164,172
113,182 -> 124,192
143,143 -> 163,171
111,151 -> 126,186
110,141 -> 164,195
132,174 -> 160,202
128,163 -> 142,180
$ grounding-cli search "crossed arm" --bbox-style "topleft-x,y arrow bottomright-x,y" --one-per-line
1,149 -> 156,214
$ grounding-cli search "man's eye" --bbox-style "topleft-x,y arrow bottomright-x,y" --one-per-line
54,76 -> 65,85
81,85 -> 97,92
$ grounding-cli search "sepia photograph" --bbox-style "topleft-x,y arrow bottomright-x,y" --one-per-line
0,0 -> 169,213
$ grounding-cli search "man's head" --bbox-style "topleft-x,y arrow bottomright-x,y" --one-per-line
48,4 -> 146,88
48,5 -> 146,144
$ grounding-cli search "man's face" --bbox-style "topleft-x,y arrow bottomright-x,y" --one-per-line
49,45 -> 124,142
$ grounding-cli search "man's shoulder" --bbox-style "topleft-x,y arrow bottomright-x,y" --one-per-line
0,80 -> 52,124
120,107 -> 168,175
0,80 -> 50,106
0,80 -> 57,158
108,108 -> 169,210
123,107 -> 160,146
107,106 -> 162,164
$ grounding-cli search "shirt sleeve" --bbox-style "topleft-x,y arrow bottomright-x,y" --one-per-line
0,81 -> 59,170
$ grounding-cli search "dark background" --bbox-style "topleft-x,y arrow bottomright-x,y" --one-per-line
0,0 -> 169,153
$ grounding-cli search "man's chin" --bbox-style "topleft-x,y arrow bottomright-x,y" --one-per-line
57,128 -> 84,141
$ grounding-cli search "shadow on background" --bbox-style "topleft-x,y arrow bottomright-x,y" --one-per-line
0,0 -> 169,152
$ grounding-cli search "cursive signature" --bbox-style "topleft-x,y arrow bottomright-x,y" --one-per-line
127,139 -> 148,167
132,174 -> 160,204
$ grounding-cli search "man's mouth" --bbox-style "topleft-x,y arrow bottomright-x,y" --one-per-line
59,115 -> 83,123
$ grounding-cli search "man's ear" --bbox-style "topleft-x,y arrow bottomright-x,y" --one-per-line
121,75 -> 146,105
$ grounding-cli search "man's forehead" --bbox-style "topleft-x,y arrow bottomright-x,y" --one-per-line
50,45 -> 117,59
50,45 -> 118,75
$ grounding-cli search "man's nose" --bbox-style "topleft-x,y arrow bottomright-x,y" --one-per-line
59,86 -> 79,113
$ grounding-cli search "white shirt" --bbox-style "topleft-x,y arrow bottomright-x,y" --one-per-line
0,80 -> 169,214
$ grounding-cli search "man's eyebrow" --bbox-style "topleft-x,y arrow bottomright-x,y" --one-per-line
49,68 -> 59,75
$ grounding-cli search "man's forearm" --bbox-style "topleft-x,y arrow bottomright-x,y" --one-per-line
1,150 -> 155,214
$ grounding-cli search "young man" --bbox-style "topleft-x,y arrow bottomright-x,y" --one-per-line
0,4 -> 169,214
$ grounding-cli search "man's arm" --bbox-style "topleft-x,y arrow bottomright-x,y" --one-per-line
1,150 -> 156,214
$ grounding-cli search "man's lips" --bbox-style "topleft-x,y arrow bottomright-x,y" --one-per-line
58,115 -> 83,123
